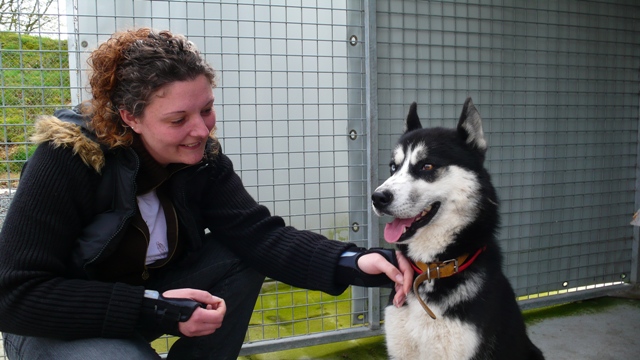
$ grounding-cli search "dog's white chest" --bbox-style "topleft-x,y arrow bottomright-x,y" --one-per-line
384,298 -> 480,360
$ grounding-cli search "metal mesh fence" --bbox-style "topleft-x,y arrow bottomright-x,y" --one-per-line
1,0 -> 374,357
0,11 -> 70,194
0,0 -> 639,358
375,0 -> 639,303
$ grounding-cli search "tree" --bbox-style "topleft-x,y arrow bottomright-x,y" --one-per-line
0,0 -> 58,34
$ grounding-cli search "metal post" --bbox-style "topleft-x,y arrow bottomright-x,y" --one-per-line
346,0 -> 367,324
631,90 -> 640,285
364,0 -> 381,330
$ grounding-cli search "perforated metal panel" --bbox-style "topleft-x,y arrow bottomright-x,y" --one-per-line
375,0 -> 639,299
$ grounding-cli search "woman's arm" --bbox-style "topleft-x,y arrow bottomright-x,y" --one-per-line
0,143 -> 145,339
198,152 -> 411,297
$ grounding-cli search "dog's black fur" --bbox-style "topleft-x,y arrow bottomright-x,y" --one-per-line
372,98 -> 544,359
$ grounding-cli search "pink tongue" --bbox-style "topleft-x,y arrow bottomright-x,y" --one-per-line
384,217 -> 416,243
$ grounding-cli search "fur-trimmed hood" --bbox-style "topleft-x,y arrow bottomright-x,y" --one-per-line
32,108 -> 220,174
31,113 -> 105,173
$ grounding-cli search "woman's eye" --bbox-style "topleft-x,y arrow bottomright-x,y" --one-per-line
202,108 -> 213,115
171,118 -> 185,124
422,164 -> 434,171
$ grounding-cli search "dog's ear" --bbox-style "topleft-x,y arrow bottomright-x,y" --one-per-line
404,102 -> 422,133
457,97 -> 487,155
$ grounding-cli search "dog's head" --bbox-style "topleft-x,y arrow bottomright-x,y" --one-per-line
372,98 -> 497,259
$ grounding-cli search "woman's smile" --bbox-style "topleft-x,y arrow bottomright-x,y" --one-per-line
120,74 -> 217,166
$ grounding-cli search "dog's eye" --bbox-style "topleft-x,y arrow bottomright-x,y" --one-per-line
422,164 -> 434,171
390,164 -> 397,173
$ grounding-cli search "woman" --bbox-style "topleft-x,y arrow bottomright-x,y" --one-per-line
0,28 -> 411,359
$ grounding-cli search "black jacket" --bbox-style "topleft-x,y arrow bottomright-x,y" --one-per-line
0,108 -> 353,339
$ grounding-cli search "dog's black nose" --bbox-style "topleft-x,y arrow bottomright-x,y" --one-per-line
371,190 -> 393,208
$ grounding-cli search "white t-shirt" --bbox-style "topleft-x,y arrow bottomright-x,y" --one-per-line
137,190 -> 169,265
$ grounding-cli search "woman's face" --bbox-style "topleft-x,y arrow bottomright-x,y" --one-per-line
120,74 -> 216,166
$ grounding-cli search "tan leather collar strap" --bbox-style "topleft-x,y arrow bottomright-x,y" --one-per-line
410,246 -> 486,319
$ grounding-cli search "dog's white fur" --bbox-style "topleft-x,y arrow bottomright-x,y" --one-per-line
378,144 -> 486,359
375,144 -> 482,263
385,299 -> 480,359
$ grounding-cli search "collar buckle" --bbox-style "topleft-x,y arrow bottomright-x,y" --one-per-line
425,258 -> 459,283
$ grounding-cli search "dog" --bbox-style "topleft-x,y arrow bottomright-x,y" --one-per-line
372,98 -> 544,360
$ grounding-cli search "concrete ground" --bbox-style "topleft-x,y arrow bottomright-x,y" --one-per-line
528,293 -> 640,360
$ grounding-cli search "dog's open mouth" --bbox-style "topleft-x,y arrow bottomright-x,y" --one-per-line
383,202 -> 441,243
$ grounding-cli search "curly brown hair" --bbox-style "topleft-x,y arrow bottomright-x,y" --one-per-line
86,28 -> 217,148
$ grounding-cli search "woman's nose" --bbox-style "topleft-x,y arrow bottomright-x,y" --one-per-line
191,116 -> 211,137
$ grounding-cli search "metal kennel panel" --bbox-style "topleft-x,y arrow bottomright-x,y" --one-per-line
67,0 -> 375,355
374,0 -> 640,307
0,0 -> 376,356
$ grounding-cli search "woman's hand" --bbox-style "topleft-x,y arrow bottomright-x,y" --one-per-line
357,251 -> 414,307
162,288 -> 227,337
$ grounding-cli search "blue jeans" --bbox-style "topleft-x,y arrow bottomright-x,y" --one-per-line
3,334 -> 161,360
3,237 -> 266,360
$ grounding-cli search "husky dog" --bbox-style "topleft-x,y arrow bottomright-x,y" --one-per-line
372,98 -> 544,360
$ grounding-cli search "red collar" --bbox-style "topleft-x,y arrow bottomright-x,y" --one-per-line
410,246 -> 487,320
410,246 -> 487,276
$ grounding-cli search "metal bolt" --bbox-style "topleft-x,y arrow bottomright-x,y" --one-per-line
349,129 -> 357,140
81,40 -> 88,48
349,35 -> 358,46
351,222 -> 360,232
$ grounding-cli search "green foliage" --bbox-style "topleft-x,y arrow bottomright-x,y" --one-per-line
1,31 -> 69,175
5,143 -> 37,173
0,31 -> 70,111
0,31 -> 67,51
1,116 -> 34,143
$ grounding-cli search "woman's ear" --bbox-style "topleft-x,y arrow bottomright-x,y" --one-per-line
119,108 -> 141,133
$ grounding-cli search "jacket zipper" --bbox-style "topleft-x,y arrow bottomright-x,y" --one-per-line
132,222 -> 152,280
